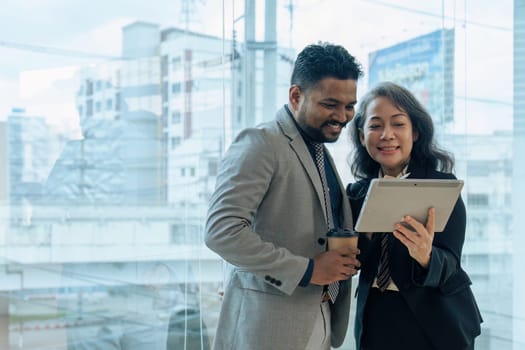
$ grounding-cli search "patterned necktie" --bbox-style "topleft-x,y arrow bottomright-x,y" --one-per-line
376,233 -> 391,291
375,172 -> 409,292
313,143 -> 339,302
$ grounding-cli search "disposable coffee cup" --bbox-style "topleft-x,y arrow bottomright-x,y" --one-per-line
326,228 -> 358,251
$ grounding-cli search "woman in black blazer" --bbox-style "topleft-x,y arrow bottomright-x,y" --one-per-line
347,82 -> 482,350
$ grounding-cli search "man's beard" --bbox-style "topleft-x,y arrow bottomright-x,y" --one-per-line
297,107 -> 341,143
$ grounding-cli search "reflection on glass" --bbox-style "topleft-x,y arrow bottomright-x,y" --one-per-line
0,0 -> 522,349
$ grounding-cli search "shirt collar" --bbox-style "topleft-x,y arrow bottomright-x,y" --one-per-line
379,163 -> 411,179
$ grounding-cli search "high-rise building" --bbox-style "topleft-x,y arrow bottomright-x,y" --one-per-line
368,29 -> 455,134
0,121 -> 8,204
63,22 -> 164,205
73,20 -> 294,205
6,109 -> 56,204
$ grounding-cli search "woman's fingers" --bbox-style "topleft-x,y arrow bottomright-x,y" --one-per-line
425,207 -> 436,234
394,211 -> 435,268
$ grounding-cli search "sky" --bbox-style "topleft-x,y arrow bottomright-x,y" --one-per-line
0,0 -> 514,134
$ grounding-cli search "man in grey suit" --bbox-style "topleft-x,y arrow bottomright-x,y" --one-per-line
205,43 -> 363,350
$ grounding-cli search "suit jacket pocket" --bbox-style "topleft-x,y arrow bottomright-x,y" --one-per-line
439,268 -> 472,296
231,270 -> 285,296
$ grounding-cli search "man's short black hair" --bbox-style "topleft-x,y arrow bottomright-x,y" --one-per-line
290,42 -> 363,92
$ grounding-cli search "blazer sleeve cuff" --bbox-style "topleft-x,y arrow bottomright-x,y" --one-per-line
298,259 -> 314,287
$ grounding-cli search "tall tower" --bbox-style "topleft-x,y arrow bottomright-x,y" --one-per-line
181,0 -> 205,31
239,0 -> 279,130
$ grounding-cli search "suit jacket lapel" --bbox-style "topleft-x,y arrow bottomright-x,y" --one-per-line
276,107 -> 327,222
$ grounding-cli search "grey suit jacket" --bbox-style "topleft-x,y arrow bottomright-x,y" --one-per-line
205,106 -> 354,350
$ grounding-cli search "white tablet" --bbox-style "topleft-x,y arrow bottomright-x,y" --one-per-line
354,178 -> 463,233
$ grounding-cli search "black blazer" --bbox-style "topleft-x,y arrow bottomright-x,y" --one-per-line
347,164 -> 482,350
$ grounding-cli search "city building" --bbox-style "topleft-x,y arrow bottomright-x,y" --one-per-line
73,20 -> 294,205
6,108 -> 59,205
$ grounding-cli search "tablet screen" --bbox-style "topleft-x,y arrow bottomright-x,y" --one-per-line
354,178 -> 463,233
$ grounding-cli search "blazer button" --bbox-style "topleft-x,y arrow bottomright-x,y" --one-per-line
317,238 -> 326,245
276,280 -> 282,286
270,278 -> 276,284
265,275 -> 271,281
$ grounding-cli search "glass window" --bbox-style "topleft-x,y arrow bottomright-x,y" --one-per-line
170,136 -> 181,149
85,80 -> 93,96
0,1 -> 522,349
86,99 -> 93,117
468,193 -> 490,207
171,83 -> 181,94
171,111 -> 181,124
